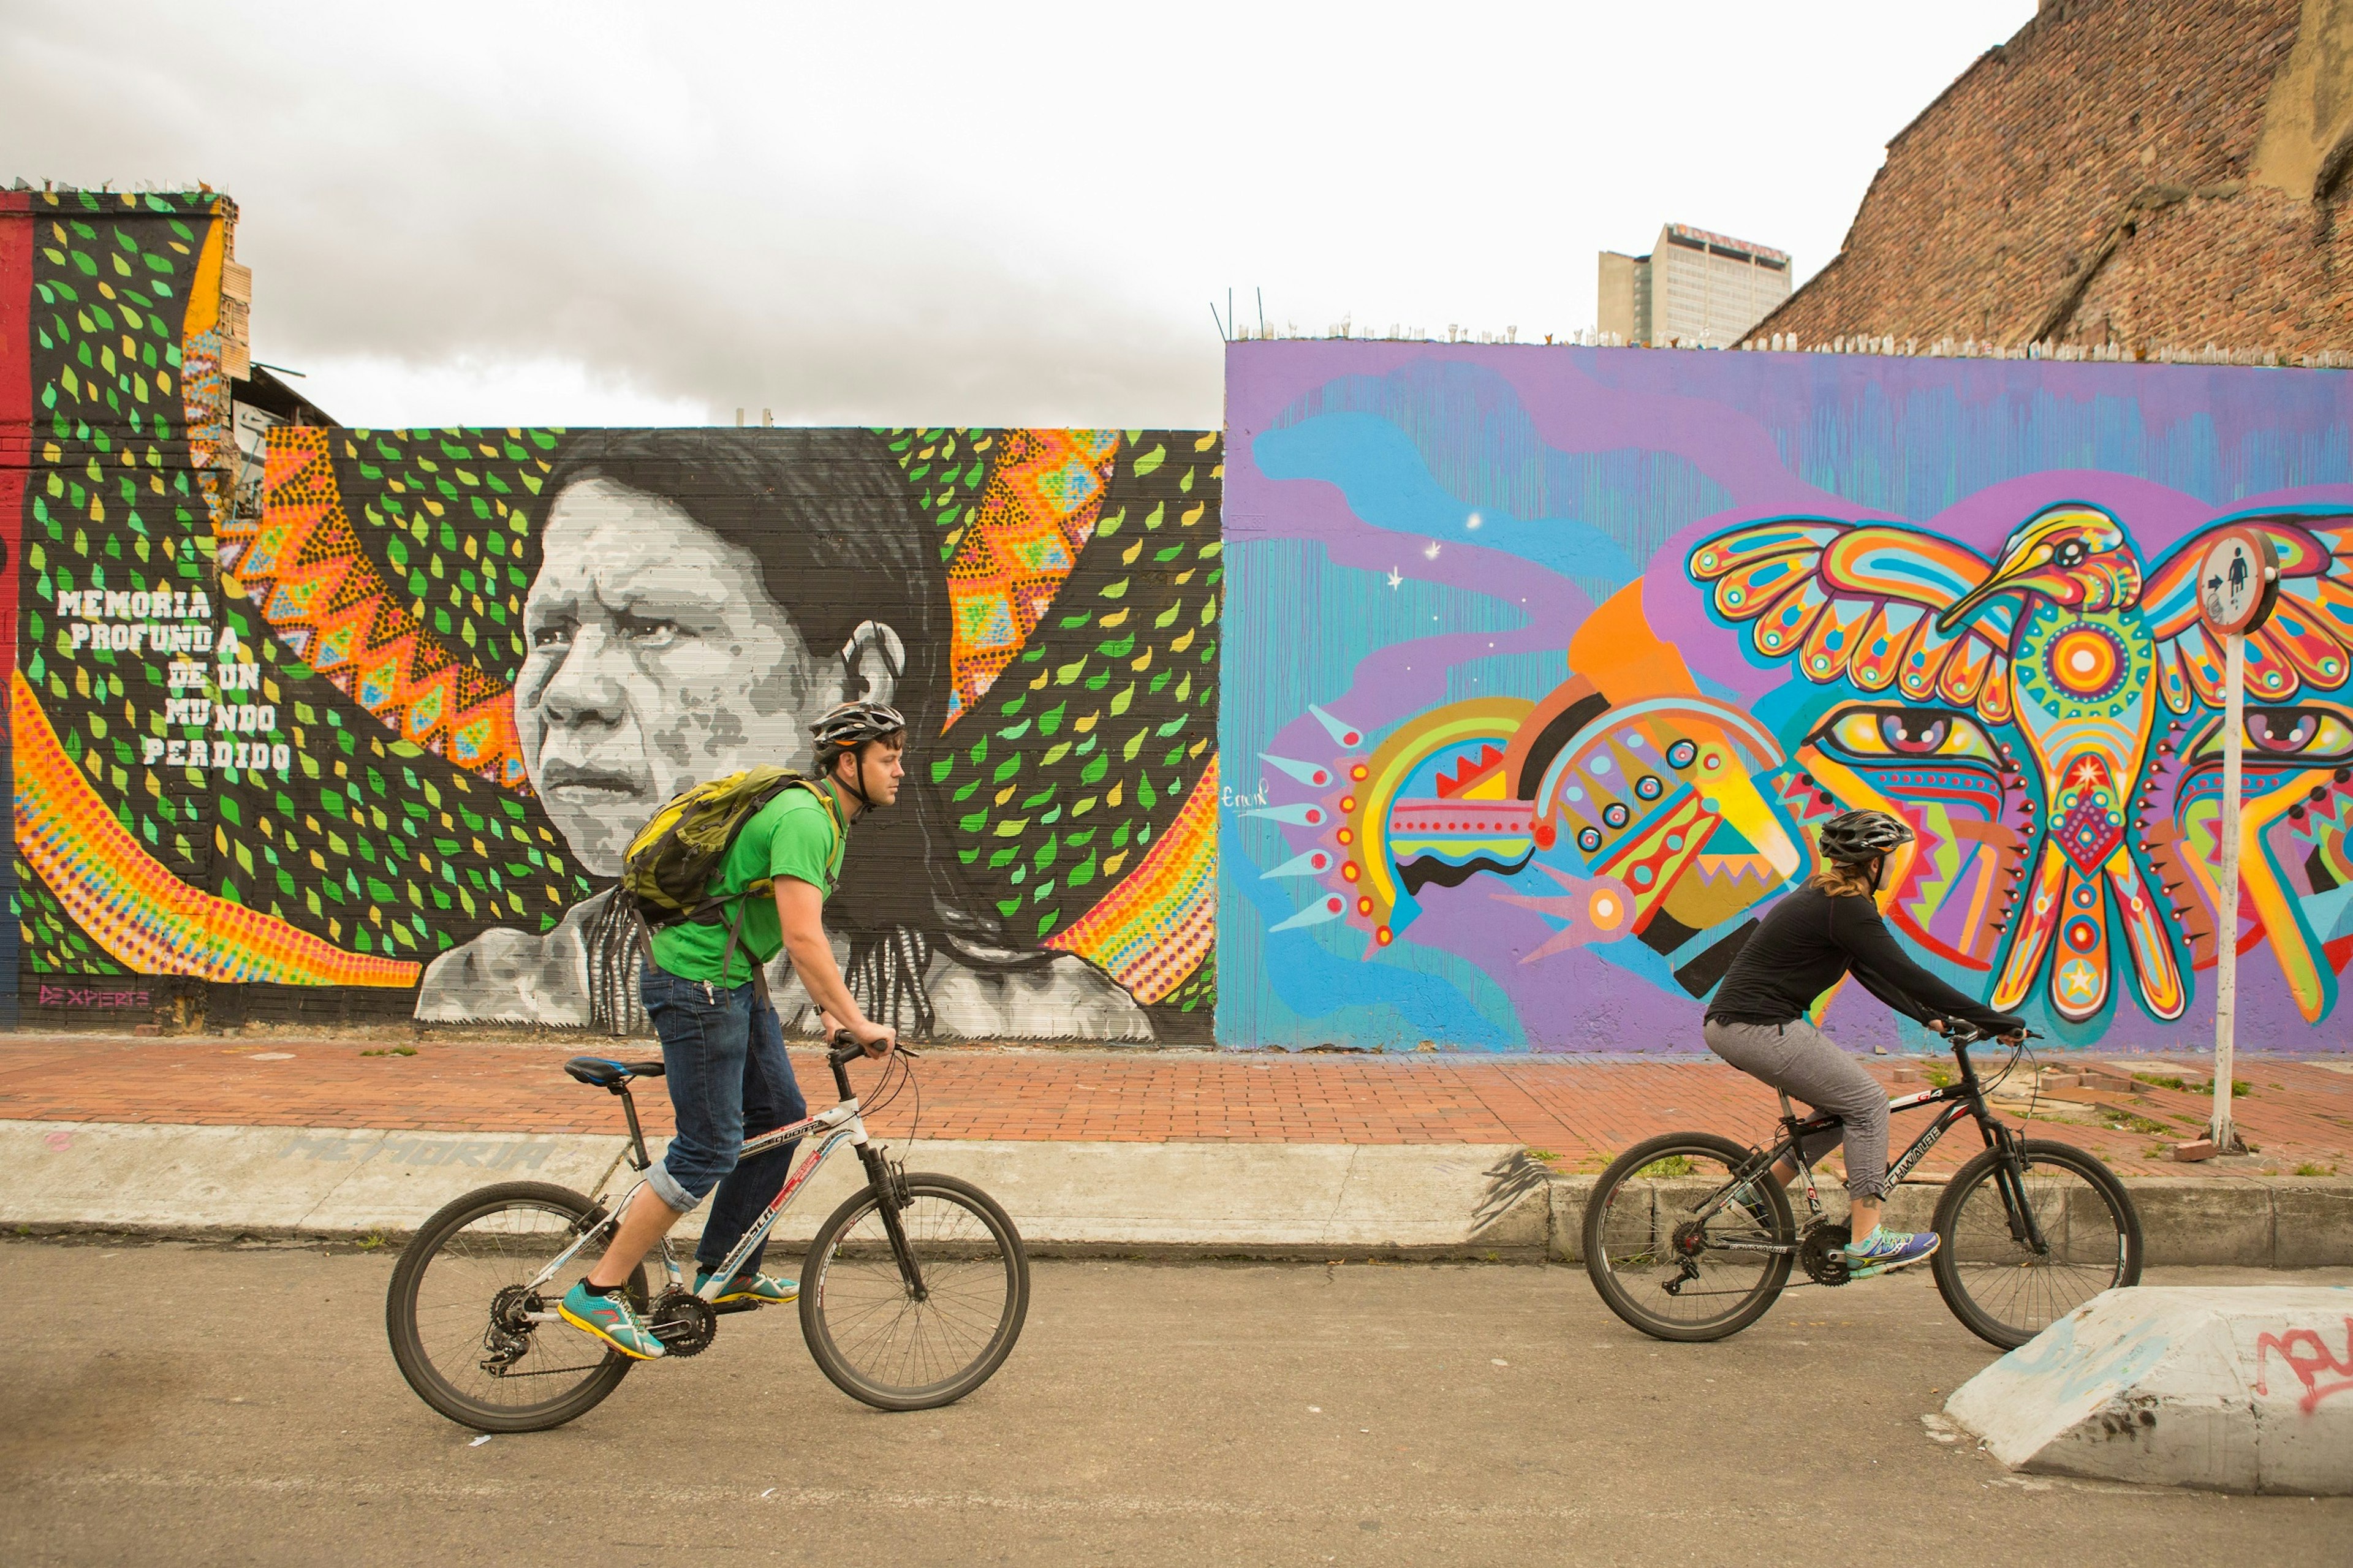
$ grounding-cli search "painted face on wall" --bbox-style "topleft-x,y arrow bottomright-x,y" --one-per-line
515,477 -> 828,876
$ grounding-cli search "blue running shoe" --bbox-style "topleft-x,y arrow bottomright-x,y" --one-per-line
696,1269 -> 798,1305
1843,1225 -> 1940,1276
558,1280 -> 666,1359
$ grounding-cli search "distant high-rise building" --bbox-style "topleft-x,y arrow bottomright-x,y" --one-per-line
1598,224 -> 1791,347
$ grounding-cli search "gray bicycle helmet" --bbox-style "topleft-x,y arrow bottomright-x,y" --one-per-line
811,700 -> 907,811
811,699 -> 906,754
1816,808 -> 1914,863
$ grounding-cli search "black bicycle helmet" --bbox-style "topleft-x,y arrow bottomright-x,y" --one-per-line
1816,808 -> 1914,863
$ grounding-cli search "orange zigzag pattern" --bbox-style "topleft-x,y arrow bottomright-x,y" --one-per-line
942,430 -> 1123,729
220,428 -> 525,787
1045,756 -> 1218,1004
13,673 -> 421,987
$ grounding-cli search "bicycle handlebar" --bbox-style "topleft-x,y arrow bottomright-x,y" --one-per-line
826,1029 -> 917,1067
1937,1022 -> 2041,1048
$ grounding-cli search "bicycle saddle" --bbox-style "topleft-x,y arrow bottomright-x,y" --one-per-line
563,1056 -> 667,1088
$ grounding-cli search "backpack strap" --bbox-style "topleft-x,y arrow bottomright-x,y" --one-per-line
710,776 -> 846,993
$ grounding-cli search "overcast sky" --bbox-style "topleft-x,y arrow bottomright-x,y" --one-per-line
5,1 -> 2037,429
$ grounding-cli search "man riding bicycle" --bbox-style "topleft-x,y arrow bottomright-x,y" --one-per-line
559,699 -> 907,1359
1704,809 -> 2027,1276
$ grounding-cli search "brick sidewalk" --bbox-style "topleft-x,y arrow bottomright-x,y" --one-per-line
1,1034 -> 2346,1178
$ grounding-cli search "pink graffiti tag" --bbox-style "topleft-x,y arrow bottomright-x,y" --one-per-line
2253,1318 -> 2353,1415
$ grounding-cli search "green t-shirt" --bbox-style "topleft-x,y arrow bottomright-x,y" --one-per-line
647,781 -> 846,986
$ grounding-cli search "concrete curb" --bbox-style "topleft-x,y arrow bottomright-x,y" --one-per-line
2,1121 -> 2346,1265
0,1121 -> 1552,1258
1541,1172 -> 2353,1268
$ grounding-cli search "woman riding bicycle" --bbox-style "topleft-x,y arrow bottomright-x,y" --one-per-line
1704,808 -> 2026,1274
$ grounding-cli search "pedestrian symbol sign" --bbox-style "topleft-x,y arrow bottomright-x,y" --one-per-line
2196,525 -> 2279,637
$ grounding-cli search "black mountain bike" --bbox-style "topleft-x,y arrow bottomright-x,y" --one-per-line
1582,1025 -> 2142,1348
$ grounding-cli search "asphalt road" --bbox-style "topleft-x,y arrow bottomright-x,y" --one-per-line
2,1241 -> 2344,1566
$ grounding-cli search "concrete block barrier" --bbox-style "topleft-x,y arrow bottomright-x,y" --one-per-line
1945,1286 -> 2353,1493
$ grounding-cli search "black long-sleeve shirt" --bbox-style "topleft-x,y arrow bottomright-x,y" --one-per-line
1705,885 -> 2022,1036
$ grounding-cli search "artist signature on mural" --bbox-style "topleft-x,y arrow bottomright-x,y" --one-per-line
2254,1317 -> 2353,1414
37,985 -> 151,1009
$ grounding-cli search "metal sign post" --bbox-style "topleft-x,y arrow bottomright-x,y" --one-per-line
2212,629 -> 2246,1154
2194,526 -> 2279,1156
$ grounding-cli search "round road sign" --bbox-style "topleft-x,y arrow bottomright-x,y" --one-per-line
2195,526 -> 2280,637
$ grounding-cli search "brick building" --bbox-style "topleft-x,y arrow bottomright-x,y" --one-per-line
1756,0 -> 2353,355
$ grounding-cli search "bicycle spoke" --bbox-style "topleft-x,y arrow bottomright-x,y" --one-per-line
805,1180 -> 1026,1406
1939,1146 -> 2132,1343
1588,1142 -> 1790,1339
391,1194 -> 635,1426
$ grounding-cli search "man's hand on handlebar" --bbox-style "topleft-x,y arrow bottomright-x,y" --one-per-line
821,1012 -> 896,1061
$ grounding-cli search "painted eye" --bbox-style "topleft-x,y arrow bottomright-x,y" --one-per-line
1577,827 -> 1604,854
1667,740 -> 1699,770
1877,713 -> 1949,755
1635,775 -> 1663,800
2241,706 -> 2353,760
2054,540 -> 2086,567
1602,801 -> 1631,828
1818,706 -> 1998,764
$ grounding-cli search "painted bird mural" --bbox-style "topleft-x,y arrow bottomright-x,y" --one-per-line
1689,503 -> 2353,1028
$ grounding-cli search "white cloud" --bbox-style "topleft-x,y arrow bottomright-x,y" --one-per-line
2,0 -> 2039,428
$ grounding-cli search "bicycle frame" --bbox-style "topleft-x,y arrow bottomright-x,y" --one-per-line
1697,1034 -> 2053,1260
515,1047 -> 913,1313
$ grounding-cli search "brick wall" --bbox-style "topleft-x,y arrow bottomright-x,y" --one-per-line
1760,0 -> 2353,353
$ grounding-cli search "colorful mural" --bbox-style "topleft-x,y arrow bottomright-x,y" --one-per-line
1221,342 -> 2353,1052
3,195 -> 1219,1039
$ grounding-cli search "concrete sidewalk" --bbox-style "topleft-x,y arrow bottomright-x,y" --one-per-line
2,1032 -> 2348,1262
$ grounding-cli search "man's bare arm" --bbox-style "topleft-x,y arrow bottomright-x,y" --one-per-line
773,877 -> 893,1054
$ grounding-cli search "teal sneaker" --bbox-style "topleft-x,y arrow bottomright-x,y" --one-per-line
1843,1226 -> 1941,1277
696,1268 -> 798,1305
558,1280 -> 666,1360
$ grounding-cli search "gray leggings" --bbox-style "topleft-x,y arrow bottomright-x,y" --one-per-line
1703,1017 -> 1890,1201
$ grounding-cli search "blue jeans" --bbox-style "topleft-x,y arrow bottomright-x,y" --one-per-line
640,960 -> 807,1279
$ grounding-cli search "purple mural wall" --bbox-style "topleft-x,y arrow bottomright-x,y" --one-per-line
1219,341 -> 2353,1054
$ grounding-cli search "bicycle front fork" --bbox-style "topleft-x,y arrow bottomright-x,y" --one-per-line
1985,1128 -> 2053,1256
859,1143 -> 929,1301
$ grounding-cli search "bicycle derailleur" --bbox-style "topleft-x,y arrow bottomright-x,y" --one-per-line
650,1287 -> 719,1357
480,1284 -> 543,1374
1798,1222 -> 1853,1286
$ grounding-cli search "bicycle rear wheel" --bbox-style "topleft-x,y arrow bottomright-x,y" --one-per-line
1931,1139 -> 2143,1349
800,1172 -> 1029,1411
1583,1133 -> 1794,1343
385,1181 -> 646,1433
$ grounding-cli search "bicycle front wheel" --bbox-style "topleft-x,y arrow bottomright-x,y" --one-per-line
385,1181 -> 646,1433
800,1172 -> 1029,1411
1583,1132 -> 1794,1343
1931,1139 -> 2143,1349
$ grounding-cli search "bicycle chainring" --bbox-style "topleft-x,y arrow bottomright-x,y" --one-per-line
1798,1222 -> 1854,1286
650,1287 -> 718,1357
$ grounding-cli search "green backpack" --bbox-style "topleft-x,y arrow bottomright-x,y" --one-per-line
620,767 -> 843,937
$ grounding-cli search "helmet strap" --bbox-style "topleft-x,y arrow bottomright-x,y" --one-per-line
833,746 -> 876,814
